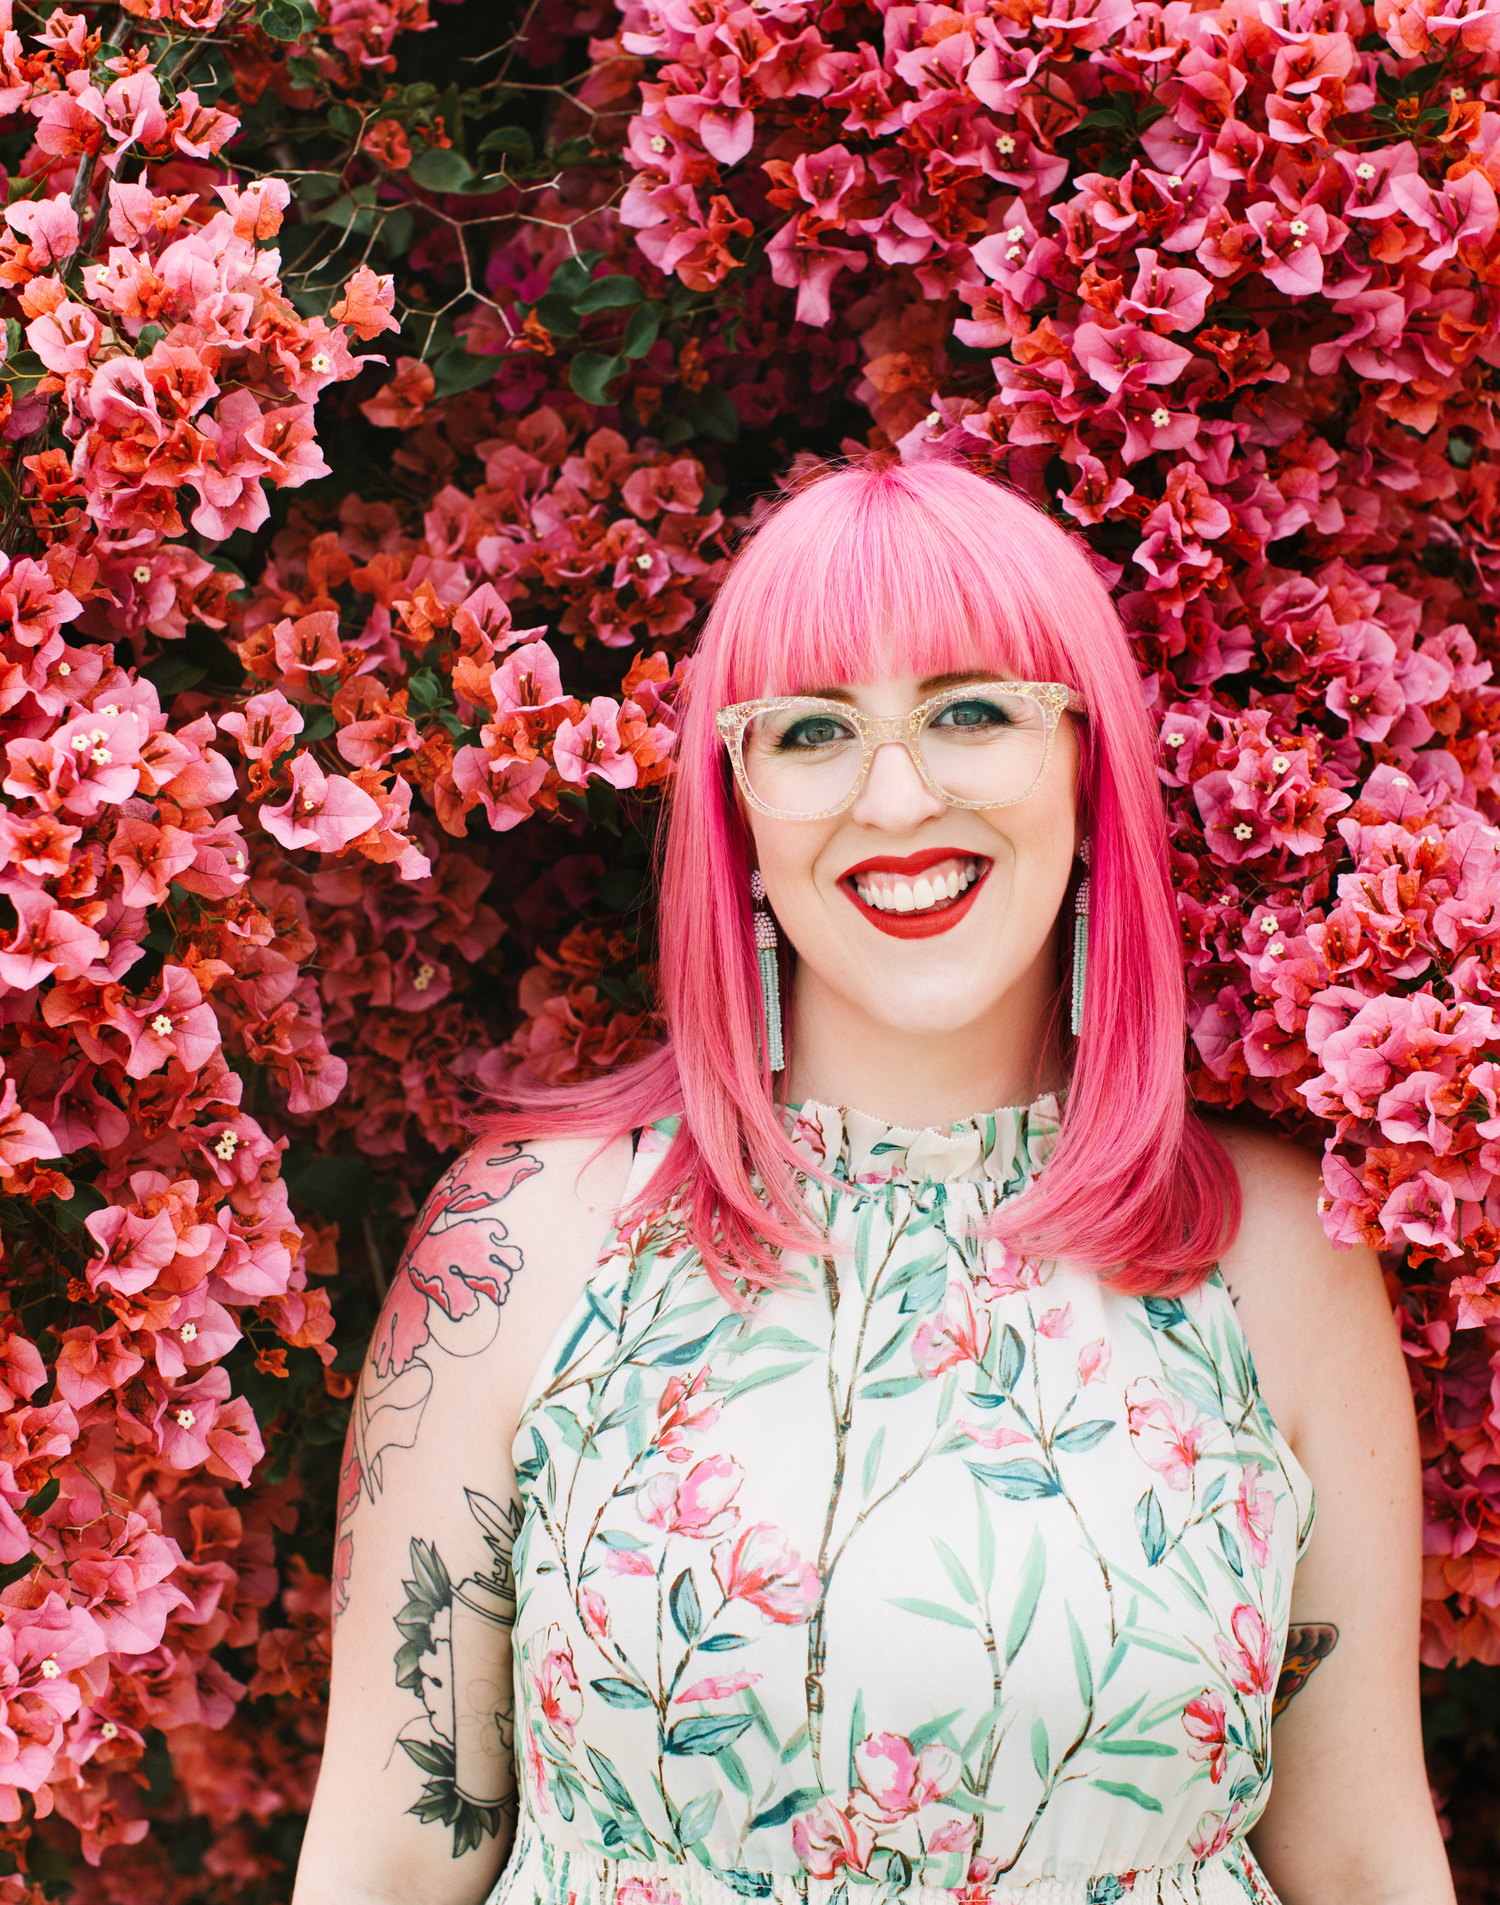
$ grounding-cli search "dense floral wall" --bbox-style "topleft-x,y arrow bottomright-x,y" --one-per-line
0,0 -> 1498,1893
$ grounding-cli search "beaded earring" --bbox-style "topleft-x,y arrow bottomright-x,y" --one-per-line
1070,841 -> 1091,1038
750,871 -> 785,1073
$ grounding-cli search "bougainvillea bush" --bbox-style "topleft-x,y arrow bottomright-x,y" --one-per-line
0,0 -> 1499,1892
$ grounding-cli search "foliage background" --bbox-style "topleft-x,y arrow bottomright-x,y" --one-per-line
0,0 -> 1499,1892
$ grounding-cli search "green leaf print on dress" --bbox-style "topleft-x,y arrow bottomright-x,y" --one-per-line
499,1099 -> 1313,1905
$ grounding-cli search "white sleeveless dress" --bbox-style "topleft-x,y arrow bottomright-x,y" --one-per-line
489,1098 -> 1313,1905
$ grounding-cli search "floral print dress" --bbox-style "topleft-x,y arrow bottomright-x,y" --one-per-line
491,1099 -> 1314,1905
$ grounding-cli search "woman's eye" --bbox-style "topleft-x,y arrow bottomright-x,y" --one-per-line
781,717 -> 850,749
934,699 -> 1010,732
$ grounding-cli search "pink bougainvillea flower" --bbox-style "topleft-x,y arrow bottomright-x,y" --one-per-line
553,697 -> 639,791
259,752 -> 384,853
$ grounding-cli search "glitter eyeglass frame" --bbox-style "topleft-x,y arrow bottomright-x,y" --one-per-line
715,680 -> 1089,821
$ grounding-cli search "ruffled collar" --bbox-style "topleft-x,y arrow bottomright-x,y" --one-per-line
784,1094 -> 1061,1194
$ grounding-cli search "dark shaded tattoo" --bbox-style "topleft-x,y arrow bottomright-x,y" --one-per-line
1273,1622 -> 1339,1717
334,1146 -> 542,1618
395,1490 -> 524,1856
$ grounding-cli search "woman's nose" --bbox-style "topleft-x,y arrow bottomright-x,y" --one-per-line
849,740 -> 948,834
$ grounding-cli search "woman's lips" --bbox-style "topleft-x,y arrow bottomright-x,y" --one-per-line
839,852 -> 992,940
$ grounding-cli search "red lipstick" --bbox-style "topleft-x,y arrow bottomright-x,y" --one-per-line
839,849 -> 992,940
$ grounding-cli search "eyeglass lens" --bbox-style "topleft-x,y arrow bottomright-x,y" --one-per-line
739,690 -> 1053,816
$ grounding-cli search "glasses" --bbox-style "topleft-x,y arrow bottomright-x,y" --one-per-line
716,681 -> 1088,821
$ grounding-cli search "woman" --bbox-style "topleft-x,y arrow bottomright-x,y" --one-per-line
295,461 -> 1451,1905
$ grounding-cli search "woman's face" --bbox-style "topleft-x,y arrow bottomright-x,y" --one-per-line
747,670 -> 1083,1061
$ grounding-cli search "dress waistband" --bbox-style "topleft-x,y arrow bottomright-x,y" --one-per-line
485,1816 -> 1279,1905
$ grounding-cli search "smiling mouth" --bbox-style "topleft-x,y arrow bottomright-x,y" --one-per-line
840,851 -> 992,939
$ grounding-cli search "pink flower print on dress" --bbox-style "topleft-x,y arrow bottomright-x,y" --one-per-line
912,1280 -> 990,1377
711,1522 -> 820,1623
616,1881 -> 682,1905
533,1627 -> 583,1744
638,1453 -> 742,1539
790,1795 -> 876,1880
854,1731 -> 959,1820
1234,1463 -> 1276,1569
1125,1376 -> 1207,1489
1217,1604 -> 1279,1696
605,1547 -> 656,1578
675,1669 -> 761,1703
1077,1339 -> 1111,1386
1188,1802 -> 1245,1859
1182,1689 -> 1229,1782
579,1587 -> 610,1644
1037,1304 -> 1073,1338
653,1366 -> 721,1463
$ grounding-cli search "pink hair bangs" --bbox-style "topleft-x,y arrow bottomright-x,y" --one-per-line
475,458 -> 1239,1300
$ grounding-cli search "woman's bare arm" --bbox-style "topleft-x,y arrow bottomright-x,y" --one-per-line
1213,1124 -> 1454,1905
292,1134 -> 633,1905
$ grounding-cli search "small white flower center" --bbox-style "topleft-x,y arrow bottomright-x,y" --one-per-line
150,1014 -> 173,1036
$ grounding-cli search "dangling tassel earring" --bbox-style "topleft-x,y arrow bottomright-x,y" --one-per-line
750,870 -> 785,1073
1070,841 -> 1090,1038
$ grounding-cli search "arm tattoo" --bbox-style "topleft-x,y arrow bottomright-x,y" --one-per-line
395,1490 -> 524,1856
1273,1622 -> 1339,1717
333,1145 -> 542,1621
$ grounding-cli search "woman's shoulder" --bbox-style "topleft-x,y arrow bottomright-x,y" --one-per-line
1196,1116 -> 1393,1453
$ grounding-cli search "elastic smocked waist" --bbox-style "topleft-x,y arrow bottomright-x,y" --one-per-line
486,1818 -> 1278,1905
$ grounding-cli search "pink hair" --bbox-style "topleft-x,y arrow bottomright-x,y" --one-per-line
475,458 -> 1239,1298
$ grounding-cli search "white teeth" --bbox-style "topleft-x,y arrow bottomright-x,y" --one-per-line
853,858 -> 985,914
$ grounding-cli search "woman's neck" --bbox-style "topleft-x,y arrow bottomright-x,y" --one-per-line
782,959 -> 1062,1130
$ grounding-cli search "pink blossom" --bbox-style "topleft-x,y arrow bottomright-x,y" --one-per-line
638,1454 -> 743,1539
790,1796 -> 876,1880
1234,1464 -> 1276,1570
1077,1339 -> 1111,1387
711,1522 -> 821,1623
553,697 -> 639,791
912,1279 -> 990,1375
260,753 -> 384,853
1217,1603 -> 1278,1695
1125,1377 -> 1207,1490
1182,1690 -> 1229,1783
675,1670 -> 761,1703
533,1634 -> 582,1744
854,1731 -> 958,1819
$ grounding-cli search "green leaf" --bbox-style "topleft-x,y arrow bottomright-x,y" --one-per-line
550,253 -> 603,301
1053,1419 -> 1115,1454
1089,1779 -> 1163,1813
685,383 -> 739,442
858,1374 -> 927,1401
700,1632 -> 751,1652
409,146 -> 475,192
1030,1716 -> 1049,1781
969,1458 -> 1061,1501
716,1744 -> 752,1795
575,275 -> 645,314
748,1787 -> 822,1831
534,291 -> 582,338
477,125 -> 535,165
621,302 -> 663,358
1004,1526 -> 1046,1667
1142,1297 -> 1188,1331
677,1790 -> 720,1844
23,1477 -> 58,1517
589,1677 -> 655,1710
432,348 -> 498,398
932,1538 -> 978,1607
586,1745 -> 640,1818
667,1714 -> 755,1756
1217,1520 -> 1244,1579
1093,1736 -> 1178,1757
257,0 -> 317,40
670,1568 -> 702,1646
1066,1604 -> 1093,1706
887,1597 -> 976,1631
1135,1489 -> 1167,1566
570,351 -> 627,406
995,1323 -> 1025,1395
